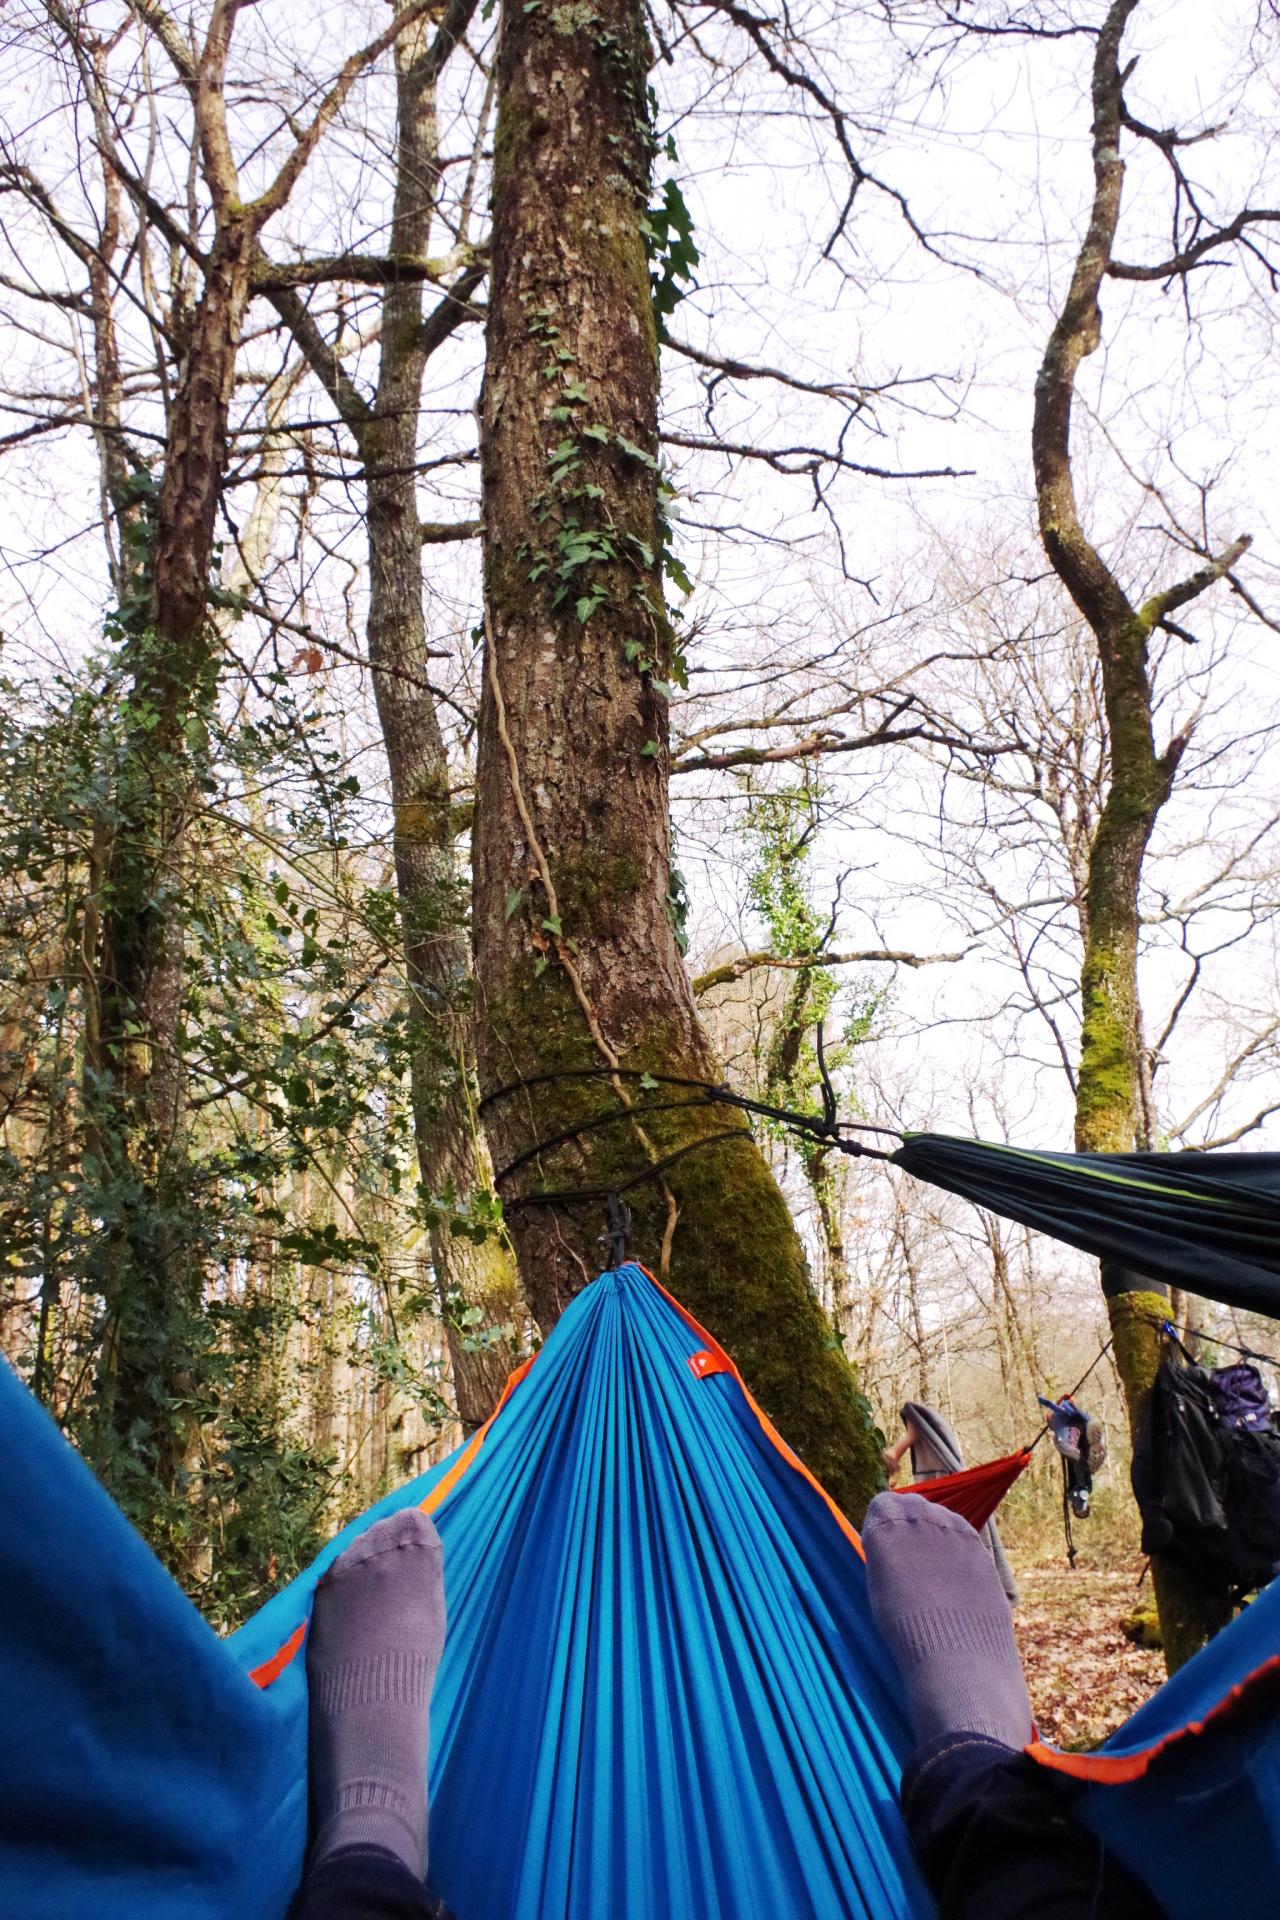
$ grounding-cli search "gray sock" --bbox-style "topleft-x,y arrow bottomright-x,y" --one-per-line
863,1491 -> 1032,1749
305,1507 -> 446,1878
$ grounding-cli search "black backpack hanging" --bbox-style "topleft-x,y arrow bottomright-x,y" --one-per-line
1131,1341 -> 1280,1592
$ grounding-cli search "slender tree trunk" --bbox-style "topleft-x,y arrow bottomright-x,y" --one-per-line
81,0 -> 452,1519
473,0 -> 881,1518
93,216 -> 256,1520
266,0 -> 519,1429
811,1160 -> 853,1327
899,1224 -> 930,1403
1031,0 -> 1244,1668
362,5 -> 520,1429
763,969 -> 853,1330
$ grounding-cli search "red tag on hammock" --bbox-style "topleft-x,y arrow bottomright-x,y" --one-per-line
689,1349 -> 731,1380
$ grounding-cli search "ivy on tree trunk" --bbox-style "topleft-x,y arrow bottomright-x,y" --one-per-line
473,0 -> 881,1519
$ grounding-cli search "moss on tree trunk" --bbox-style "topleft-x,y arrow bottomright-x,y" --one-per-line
1031,3 -> 1245,1672
363,7 -> 521,1429
473,0 -> 881,1519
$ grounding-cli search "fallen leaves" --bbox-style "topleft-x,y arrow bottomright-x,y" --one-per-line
1013,1557 -> 1165,1751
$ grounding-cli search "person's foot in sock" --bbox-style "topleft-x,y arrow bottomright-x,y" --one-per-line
863,1491 -> 1032,1749
305,1506 -> 446,1879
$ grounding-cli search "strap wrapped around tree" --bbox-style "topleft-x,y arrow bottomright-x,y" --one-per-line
891,1135 -> 1280,1319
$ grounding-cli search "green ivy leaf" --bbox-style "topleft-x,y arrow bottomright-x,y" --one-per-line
614,434 -> 658,469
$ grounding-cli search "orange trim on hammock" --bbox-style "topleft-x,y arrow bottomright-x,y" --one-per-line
419,1352 -> 539,1517
249,1348 -> 543,1690
1026,1649 -> 1280,1784
640,1263 -> 867,1564
249,1620 -> 307,1690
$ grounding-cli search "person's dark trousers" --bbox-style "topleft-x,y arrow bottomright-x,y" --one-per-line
286,1845 -> 453,1920
902,1733 -> 1165,1920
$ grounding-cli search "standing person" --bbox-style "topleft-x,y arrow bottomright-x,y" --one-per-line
884,1402 -> 1020,1605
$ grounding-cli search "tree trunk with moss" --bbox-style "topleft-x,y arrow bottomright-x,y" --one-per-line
352,1 -> 521,1429
85,0 -> 468,1536
265,0 -> 521,1430
473,0 -> 881,1519
1032,0 -> 1246,1671
92,212 -> 257,1522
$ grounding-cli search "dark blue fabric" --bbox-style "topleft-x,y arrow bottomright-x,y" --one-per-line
892,1134 -> 1280,1317
2,1266 -> 1279,1920
903,1734 -> 1161,1919
287,1846 -> 445,1920
0,1353 -> 304,1920
1071,1576 -> 1280,1916
1210,1363 -> 1273,1432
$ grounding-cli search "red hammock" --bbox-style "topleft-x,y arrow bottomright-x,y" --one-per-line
893,1448 -> 1032,1532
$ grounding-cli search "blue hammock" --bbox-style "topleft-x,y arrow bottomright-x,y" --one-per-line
1,1263 -> 1277,1920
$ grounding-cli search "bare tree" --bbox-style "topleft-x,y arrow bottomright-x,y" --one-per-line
1023,0 -> 1277,1664
262,0 -> 521,1430
3,0 -> 464,1542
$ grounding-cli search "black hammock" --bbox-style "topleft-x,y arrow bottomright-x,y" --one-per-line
892,1134 -> 1280,1319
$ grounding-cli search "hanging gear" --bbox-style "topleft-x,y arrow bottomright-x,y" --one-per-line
1039,1394 -> 1108,1555
1131,1339 -> 1280,1593
1209,1362 -> 1273,1433
899,1400 -> 1020,1603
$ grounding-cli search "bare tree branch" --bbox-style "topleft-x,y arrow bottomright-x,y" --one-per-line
253,245 -> 477,292
661,429 -> 969,482
691,946 -> 969,995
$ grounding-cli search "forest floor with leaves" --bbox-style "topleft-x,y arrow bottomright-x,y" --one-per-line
1011,1556 -> 1165,1749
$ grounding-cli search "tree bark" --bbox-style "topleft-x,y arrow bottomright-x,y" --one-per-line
84,0 -> 452,1520
473,0 -> 881,1519
367,7 -> 521,1430
1031,0 -> 1245,1670
93,214 -> 257,1513
268,0 -> 522,1431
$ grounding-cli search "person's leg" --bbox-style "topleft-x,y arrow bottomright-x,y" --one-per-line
287,1846 -> 446,1920
863,1493 -> 1162,1920
900,1732 -> 1162,1920
288,1507 -> 449,1920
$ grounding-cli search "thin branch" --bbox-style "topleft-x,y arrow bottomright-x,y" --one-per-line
661,430 -> 968,482
253,245 -> 477,292
691,945 -> 968,995
666,335 -> 870,408
252,0 -> 476,223
420,517 -> 482,543
1138,536 -> 1252,632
